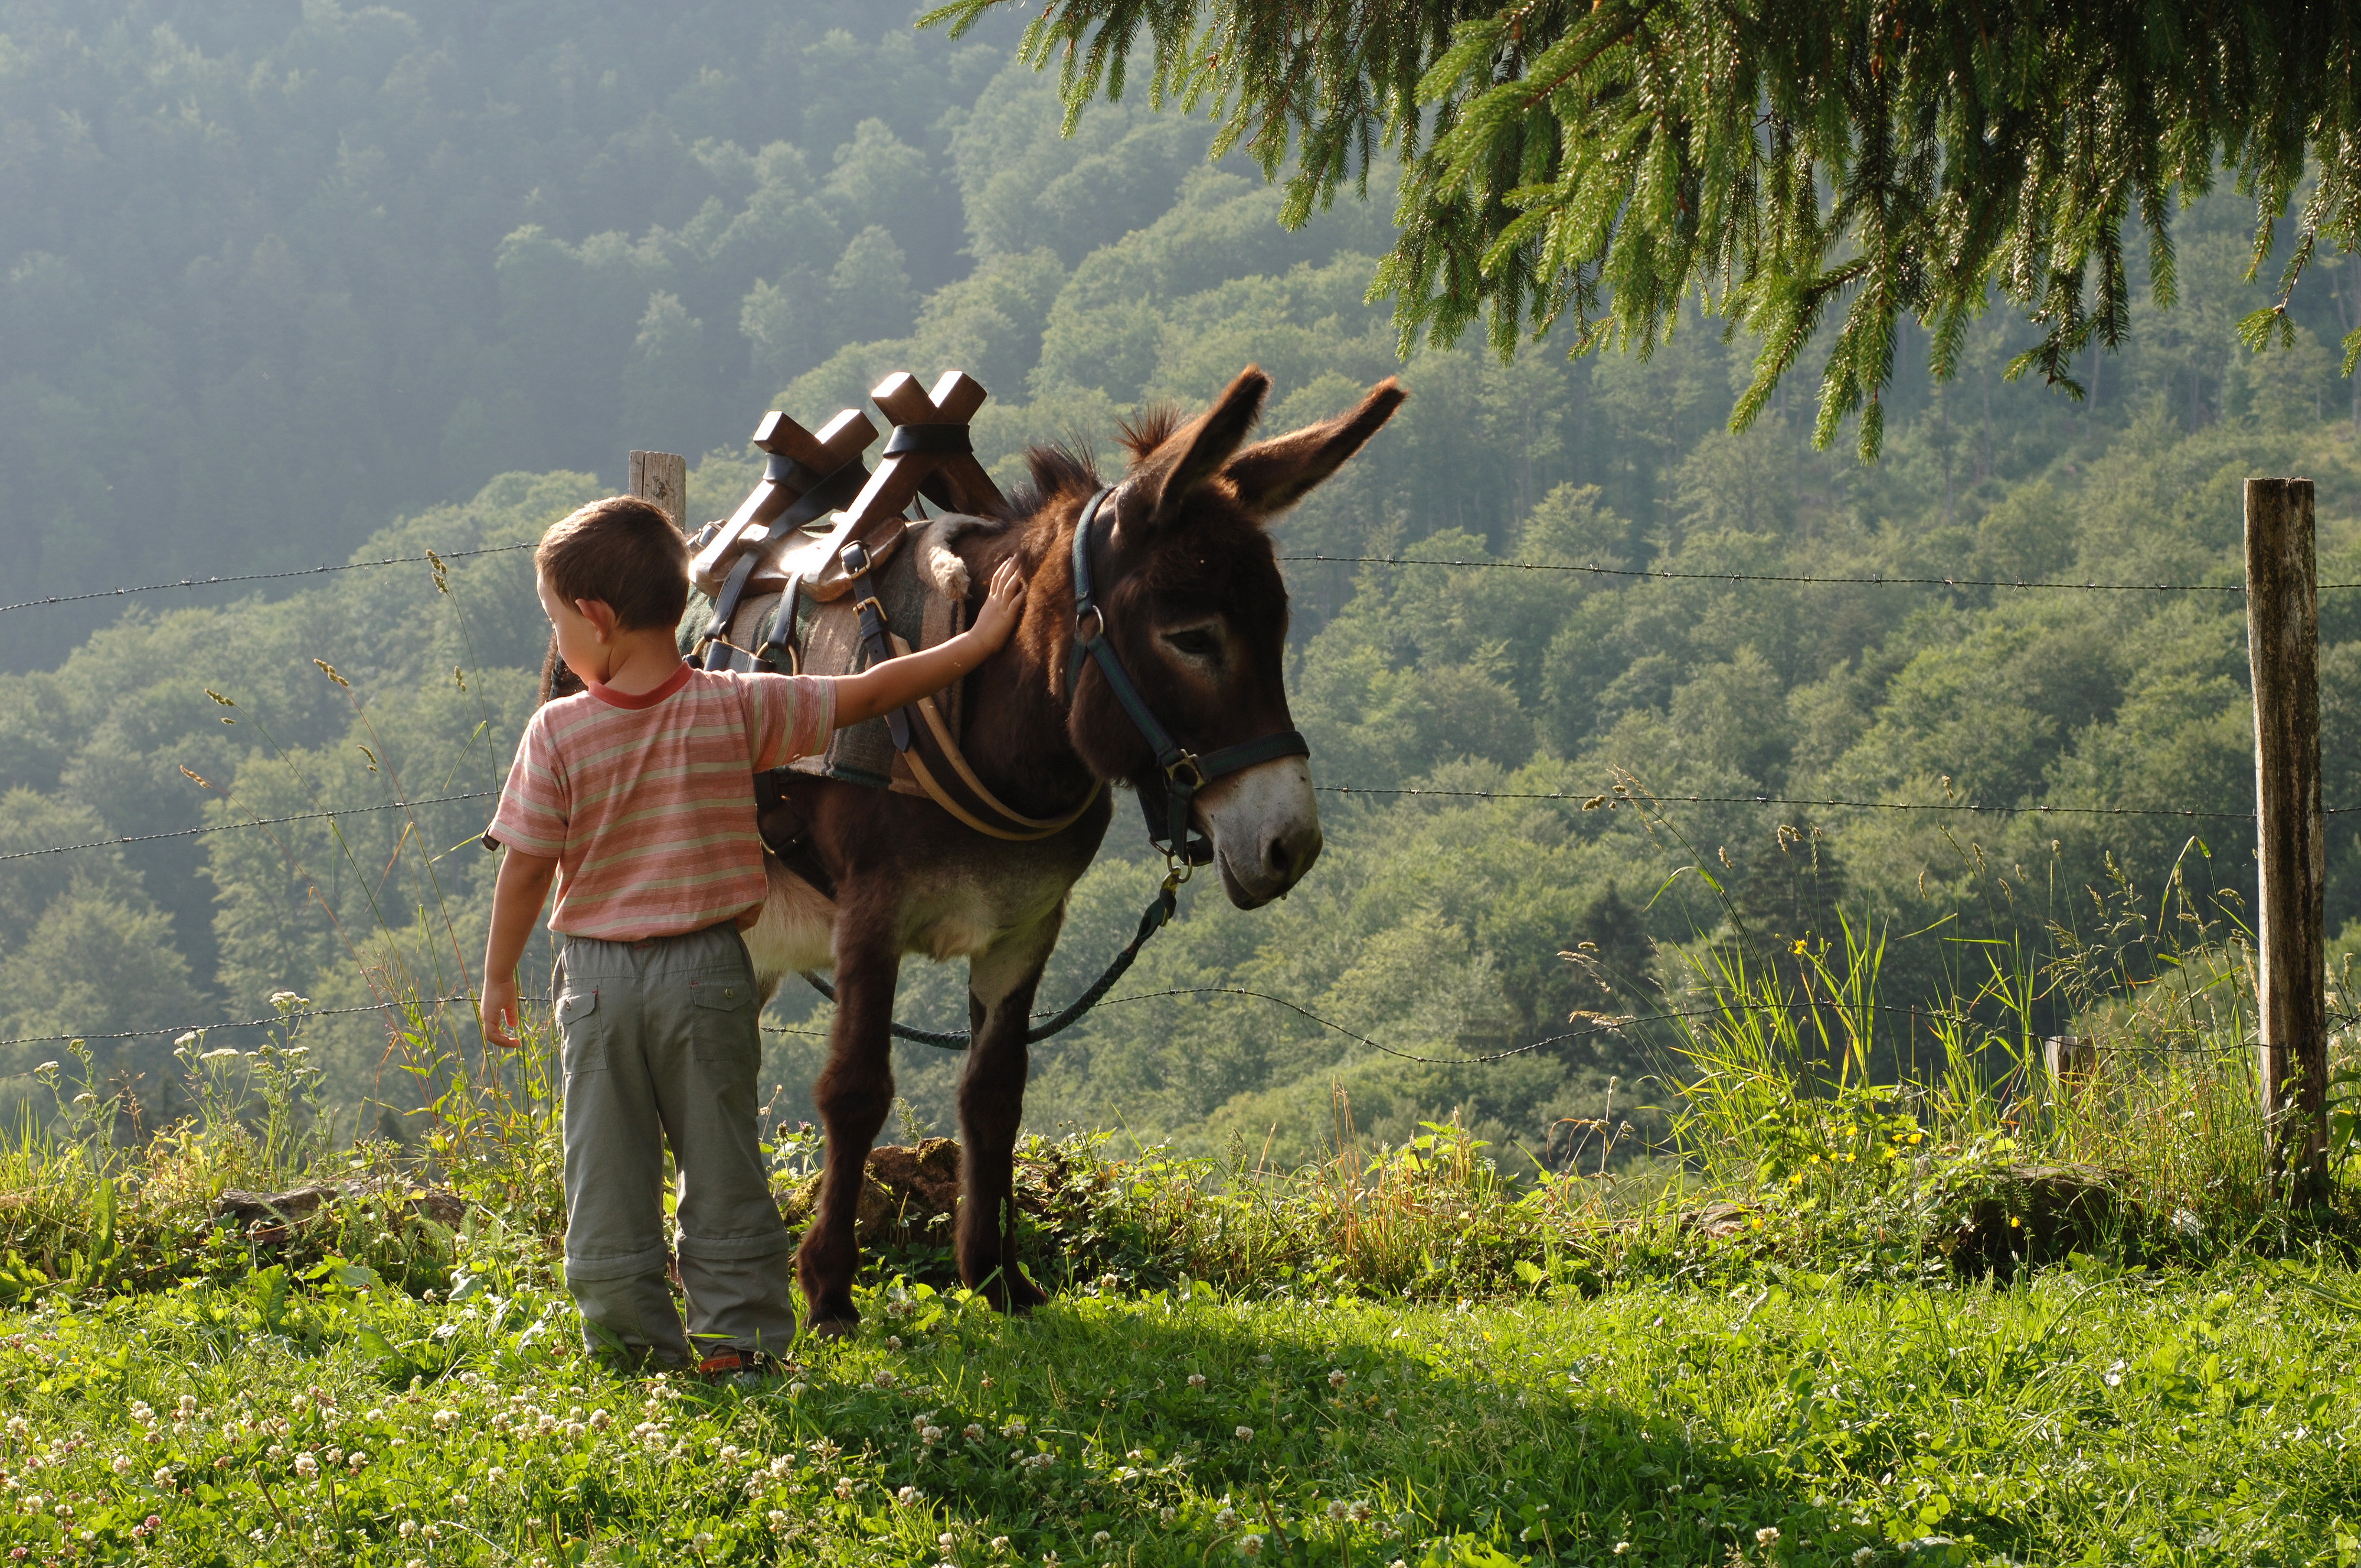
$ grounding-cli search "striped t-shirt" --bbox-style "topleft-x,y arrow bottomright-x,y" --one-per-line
486,662 -> 835,940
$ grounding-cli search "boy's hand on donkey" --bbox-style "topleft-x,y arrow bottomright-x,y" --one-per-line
482,975 -> 525,1049
970,558 -> 1026,649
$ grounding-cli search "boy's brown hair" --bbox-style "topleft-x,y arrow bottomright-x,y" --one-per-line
537,496 -> 690,631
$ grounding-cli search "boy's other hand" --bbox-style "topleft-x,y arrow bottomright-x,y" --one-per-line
482,976 -> 524,1049
970,558 -> 1026,649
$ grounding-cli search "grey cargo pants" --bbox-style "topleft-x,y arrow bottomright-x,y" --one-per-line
553,923 -> 795,1364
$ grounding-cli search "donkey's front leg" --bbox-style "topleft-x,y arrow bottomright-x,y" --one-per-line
797,925 -> 901,1336
957,913 -> 1062,1311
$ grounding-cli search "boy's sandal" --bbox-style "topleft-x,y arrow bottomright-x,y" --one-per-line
695,1348 -> 784,1381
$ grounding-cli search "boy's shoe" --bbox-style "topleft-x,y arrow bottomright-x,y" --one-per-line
695,1348 -> 787,1389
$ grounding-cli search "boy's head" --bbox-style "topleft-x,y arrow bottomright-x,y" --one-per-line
535,496 -> 689,632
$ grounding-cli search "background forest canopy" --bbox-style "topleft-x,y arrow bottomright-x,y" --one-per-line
6,0 -> 2361,1170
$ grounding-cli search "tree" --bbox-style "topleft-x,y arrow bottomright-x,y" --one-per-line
927,0 -> 2361,456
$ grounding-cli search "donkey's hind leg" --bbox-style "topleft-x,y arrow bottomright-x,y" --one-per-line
957,914 -> 1062,1311
797,925 -> 901,1337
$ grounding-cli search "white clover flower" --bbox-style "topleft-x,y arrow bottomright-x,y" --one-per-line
127,1403 -> 153,1425
1186,1373 -> 1206,1389
991,1537 -> 1011,1553
887,1336 -> 903,1351
1214,1509 -> 1238,1530
921,1426 -> 944,1446
486,1467 -> 505,1485
344,1451 -> 366,1472
1092,1531 -> 1111,1547
1327,1501 -> 1348,1520
1348,1501 -> 1372,1523
1756,1527 -> 1781,1547
1241,1536 -> 1264,1557
1852,1551 -> 1876,1566
874,1370 -> 897,1389
767,1510 -> 790,1533
999,1418 -> 1027,1438
588,1409 -> 611,1430
939,1532 -> 957,1552
110,1456 -> 132,1476
291,1455 -> 318,1479
896,1485 -> 920,1506
1327,1369 -> 1348,1390
323,1448 -> 342,1466
1160,1507 -> 1176,1525
963,1423 -> 986,1443
563,1422 -> 584,1441
398,1520 -> 418,1540
834,1478 -> 856,1500
769,1455 -> 794,1478
431,1410 -> 457,1431
1613,1544 -> 1631,1557
788,1382 -> 807,1397
1234,1426 -> 1254,1442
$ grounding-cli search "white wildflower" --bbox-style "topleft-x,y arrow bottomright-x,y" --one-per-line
1241,1536 -> 1264,1557
1327,1369 -> 1348,1389
1187,1374 -> 1206,1389
896,1485 -> 920,1506
290,1454 -> 318,1479
1757,1526 -> 1781,1547
1234,1425 -> 1254,1441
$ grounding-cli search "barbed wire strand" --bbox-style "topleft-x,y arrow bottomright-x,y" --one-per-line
1278,554 -> 2361,594
1314,785 -> 2307,820
3,784 -> 2313,866
0,791 -> 501,863
12,541 -> 2352,617
0,542 -> 534,616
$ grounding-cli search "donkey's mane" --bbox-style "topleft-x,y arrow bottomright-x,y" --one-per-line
996,442 -> 1103,525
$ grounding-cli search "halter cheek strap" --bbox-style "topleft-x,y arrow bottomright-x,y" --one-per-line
1067,485 -> 1312,870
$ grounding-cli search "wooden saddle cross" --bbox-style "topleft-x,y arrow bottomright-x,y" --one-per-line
690,370 -> 1007,672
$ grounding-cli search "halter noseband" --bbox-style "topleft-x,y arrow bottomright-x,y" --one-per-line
1066,486 -> 1312,873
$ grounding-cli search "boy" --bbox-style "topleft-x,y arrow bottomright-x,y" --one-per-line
480,494 -> 1023,1374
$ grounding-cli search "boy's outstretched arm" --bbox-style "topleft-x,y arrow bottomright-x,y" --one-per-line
482,846 -> 558,1047
830,557 -> 1028,728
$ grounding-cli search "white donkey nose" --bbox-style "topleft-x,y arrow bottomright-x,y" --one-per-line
1264,821 -> 1323,889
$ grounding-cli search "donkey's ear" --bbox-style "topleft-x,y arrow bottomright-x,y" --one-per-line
1116,366 -> 1270,535
1220,378 -> 1406,522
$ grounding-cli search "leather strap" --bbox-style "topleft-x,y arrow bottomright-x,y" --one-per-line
842,541 -> 911,751
698,456 -> 870,671
882,424 -> 974,457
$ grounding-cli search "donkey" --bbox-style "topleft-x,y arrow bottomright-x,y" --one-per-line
547,366 -> 1403,1331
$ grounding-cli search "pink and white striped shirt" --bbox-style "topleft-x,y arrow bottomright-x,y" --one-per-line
486,662 -> 835,940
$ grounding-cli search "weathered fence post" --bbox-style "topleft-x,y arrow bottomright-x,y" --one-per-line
629,450 -> 688,530
2245,476 -> 2329,1204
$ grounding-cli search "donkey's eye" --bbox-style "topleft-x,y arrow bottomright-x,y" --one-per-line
1162,626 -> 1222,661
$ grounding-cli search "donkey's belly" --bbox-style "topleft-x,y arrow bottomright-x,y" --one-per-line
740,854 -> 837,996
738,848 -> 1074,997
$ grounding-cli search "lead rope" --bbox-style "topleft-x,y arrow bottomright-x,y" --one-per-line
799,870 -> 1179,1049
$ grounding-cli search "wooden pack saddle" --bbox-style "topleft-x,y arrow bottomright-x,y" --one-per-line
682,369 -> 1098,843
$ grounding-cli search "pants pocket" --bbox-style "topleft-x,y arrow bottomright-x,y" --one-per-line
687,974 -> 757,1066
556,988 -> 607,1074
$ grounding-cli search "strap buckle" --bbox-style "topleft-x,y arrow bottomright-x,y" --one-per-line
839,541 -> 874,579
1163,752 -> 1206,793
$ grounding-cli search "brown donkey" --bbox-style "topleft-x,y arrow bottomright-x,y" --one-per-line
552,366 -> 1402,1332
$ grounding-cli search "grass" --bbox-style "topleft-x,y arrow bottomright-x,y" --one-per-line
4,1258 -> 2361,1565
5,880 -> 2361,1564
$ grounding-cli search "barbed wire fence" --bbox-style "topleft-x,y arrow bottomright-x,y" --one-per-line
0,528 -> 2323,1105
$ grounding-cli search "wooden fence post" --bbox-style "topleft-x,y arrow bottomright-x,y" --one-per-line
629,450 -> 689,531
2245,476 -> 2329,1204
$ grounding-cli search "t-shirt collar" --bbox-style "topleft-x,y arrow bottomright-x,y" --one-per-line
583,660 -> 693,710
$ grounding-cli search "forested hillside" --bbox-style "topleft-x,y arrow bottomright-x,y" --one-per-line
5,1 -> 2360,1167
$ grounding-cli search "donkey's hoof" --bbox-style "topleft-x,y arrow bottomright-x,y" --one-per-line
807,1315 -> 859,1341
986,1272 -> 1051,1314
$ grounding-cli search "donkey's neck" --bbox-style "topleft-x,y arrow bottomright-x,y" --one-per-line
950,514 -> 1097,820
